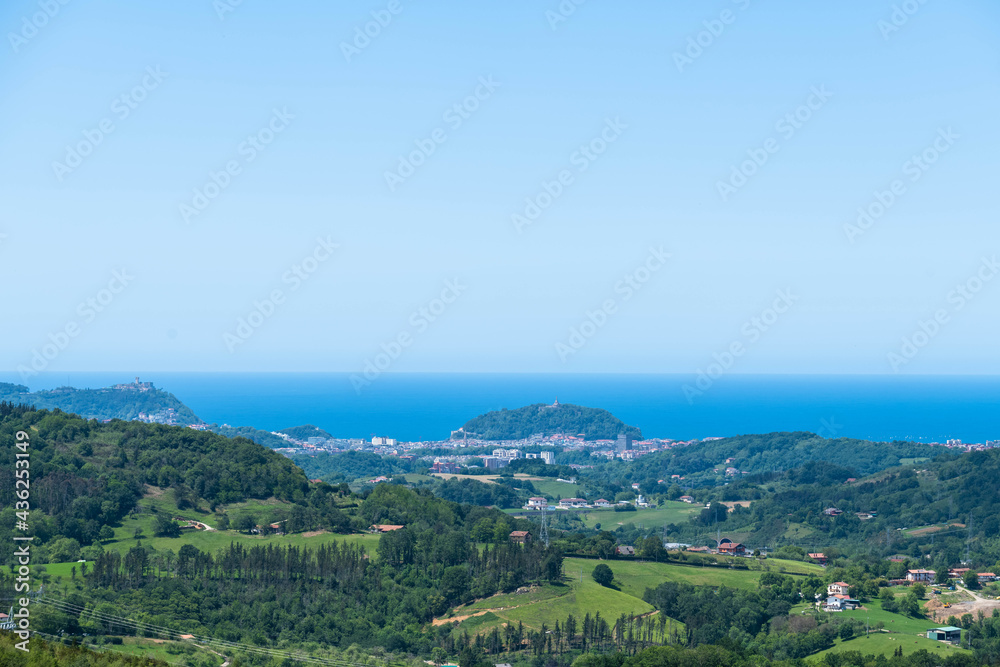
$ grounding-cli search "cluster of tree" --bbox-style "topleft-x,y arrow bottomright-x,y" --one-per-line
289,450 -> 419,483
457,403 -> 642,441
597,431 -> 939,493
0,382 -> 202,424
207,422 -> 290,448
277,423 -> 333,441
572,640 -> 982,667
0,633 -> 168,667
0,409 -> 339,565
3,484 -> 561,656
435,477 -> 528,508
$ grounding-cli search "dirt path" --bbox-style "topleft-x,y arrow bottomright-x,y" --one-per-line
432,608 -> 507,626
928,585 -> 1000,622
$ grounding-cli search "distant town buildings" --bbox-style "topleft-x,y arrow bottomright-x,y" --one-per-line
541,451 -> 555,465
371,437 -> 397,446
616,434 -> 633,453
431,460 -> 461,474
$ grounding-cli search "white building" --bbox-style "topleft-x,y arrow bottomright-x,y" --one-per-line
541,451 -> 555,465
492,448 -> 520,460
593,499 -> 610,508
906,569 -> 936,583
525,497 -> 548,510
558,498 -> 588,509
372,437 -> 397,446
827,582 -> 850,596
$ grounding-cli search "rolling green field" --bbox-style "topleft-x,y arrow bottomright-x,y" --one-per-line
439,556 -> 820,639
810,630 -> 968,662
440,563 -> 657,638
76,486 -> 381,560
577,502 -> 701,530
802,599 -> 971,661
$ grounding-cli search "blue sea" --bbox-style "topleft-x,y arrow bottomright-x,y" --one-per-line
2,372 -> 999,444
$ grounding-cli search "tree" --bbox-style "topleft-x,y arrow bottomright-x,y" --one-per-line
879,587 -> 898,613
592,564 -> 614,587
234,513 -> 257,533
216,514 -> 230,530
99,525 -> 115,542
839,622 -> 855,641
154,514 -> 181,538
899,591 -> 921,617
912,582 -> 927,599
963,570 -> 979,590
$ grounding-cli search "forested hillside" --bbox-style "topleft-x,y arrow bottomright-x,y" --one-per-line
459,403 -> 642,440
613,432 -> 939,488
0,382 -> 201,424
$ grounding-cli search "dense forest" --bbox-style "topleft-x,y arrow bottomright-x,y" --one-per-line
598,432 -> 941,490
289,450 -> 419,482
0,382 -> 202,424
458,403 -> 642,441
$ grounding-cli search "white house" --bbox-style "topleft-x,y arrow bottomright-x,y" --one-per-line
827,582 -> 850,596
679,495 -> 694,503
558,498 -> 589,509
906,569 -> 936,583
593,499 -> 610,508
525,497 -> 548,510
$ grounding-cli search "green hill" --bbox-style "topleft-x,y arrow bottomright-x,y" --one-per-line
458,402 -> 642,440
278,423 -> 333,441
0,380 -> 202,425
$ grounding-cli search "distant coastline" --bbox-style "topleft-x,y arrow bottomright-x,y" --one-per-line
4,372 -> 1000,446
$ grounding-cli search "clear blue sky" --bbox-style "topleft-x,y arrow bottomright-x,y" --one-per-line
2,0 -> 998,376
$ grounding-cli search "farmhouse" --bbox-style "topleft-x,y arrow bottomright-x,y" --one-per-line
525,497 -> 548,510
808,553 -> 828,565
558,498 -> 589,509
823,507 -> 843,516
906,569 -> 936,583
593,499 -> 611,508
509,530 -> 531,544
372,524 -> 404,533
679,495 -> 694,503
616,545 -> 635,556
716,538 -> 746,556
978,572 -> 998,583
949,568 -> 970,578
827,582 -> 851,596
